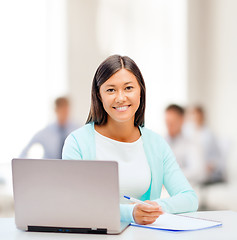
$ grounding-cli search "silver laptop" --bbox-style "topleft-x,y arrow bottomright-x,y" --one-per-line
12,159 -> 130,234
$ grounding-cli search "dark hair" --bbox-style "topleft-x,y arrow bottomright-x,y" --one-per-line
86,55 -> 146,127
165,104 -> 185,116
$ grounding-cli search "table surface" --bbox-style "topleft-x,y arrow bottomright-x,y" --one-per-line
0,211 -> 237,240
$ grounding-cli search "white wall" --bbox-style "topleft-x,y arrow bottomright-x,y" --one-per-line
0,0 -> 68,192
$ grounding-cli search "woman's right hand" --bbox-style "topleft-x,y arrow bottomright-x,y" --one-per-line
132,201 -> 164,225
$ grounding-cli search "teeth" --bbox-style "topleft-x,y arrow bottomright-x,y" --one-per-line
115,106 -> 129,111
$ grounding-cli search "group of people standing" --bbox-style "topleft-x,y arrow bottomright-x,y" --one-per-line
164,104 -> 225,186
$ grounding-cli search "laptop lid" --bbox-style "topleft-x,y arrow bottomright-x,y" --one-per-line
12,159 -> 128,234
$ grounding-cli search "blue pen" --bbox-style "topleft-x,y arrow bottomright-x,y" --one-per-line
124,195 -> 153,206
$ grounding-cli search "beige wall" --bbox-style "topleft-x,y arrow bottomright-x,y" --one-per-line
187,0 -> 237,180
67,0 -> 106,124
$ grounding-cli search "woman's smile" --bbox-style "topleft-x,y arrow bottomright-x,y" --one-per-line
113,105 -> 131,112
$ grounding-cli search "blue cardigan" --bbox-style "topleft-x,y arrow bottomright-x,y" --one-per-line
62,123 -> 198,222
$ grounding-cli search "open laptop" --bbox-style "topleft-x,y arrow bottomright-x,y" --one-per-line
12,158 -> 130,234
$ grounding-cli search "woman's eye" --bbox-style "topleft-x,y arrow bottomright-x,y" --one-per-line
126,86 -> 133,90
106,88 -> 115,92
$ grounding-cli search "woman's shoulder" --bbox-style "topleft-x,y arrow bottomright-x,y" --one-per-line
140,126 -> 173,158
140,126 -> 172,150
63,123 -> 95,160
69,122 -> 94,140
140,126 -> 165,142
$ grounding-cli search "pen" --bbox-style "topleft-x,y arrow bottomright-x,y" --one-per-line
124,195 -> 153,206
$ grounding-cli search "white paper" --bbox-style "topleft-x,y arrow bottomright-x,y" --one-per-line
131,213 -> 222,231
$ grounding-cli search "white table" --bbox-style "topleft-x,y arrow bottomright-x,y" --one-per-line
0,211 -> 237,240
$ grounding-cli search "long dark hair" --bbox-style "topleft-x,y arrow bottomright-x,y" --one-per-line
86,55 -> 146,127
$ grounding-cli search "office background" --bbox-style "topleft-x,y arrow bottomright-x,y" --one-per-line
0,0 -> 237,216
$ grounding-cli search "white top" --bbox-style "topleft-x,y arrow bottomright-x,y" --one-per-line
95,131 -> 151,204
165,134 -> 206,184
183,123 -> 224,182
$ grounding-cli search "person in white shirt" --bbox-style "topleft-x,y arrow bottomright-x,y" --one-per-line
165,104 -> 206,184
184,106 -> 224,183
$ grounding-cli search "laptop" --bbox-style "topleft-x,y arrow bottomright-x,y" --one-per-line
12,158 -> 130,234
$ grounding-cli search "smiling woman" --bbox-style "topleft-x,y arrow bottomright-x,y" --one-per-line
87,56 -> 145,142
62,55 -> 198,225
86,55 -> 146,128
98,69 -> 141,133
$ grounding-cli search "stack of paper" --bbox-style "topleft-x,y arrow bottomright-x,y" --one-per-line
131,213 -> 222,232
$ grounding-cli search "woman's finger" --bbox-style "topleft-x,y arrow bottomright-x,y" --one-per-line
137,203 -> 163,214
141,216 -> 160,225
141,207 -> 163,213
139,211 -> 162,218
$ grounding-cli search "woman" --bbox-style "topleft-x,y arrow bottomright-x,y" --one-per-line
62,55 -> 198,225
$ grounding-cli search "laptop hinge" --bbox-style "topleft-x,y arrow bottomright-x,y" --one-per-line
28,226 -> 107,234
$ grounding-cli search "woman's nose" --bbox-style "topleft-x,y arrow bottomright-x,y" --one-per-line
115,90 -> 126,103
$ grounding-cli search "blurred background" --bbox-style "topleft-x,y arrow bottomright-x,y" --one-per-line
0,0 -> 237,217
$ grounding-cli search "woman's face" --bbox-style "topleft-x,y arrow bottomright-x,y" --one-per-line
99,69 -> 141,125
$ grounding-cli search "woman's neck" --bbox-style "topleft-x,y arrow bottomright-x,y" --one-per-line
94,119 -> 140,143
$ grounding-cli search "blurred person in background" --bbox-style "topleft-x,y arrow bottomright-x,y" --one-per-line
184,106 -> 225,184
20,97 -> 79,159
165,104 -> 206,184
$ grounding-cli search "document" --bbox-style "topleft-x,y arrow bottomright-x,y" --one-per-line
131,213 -> 222,232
